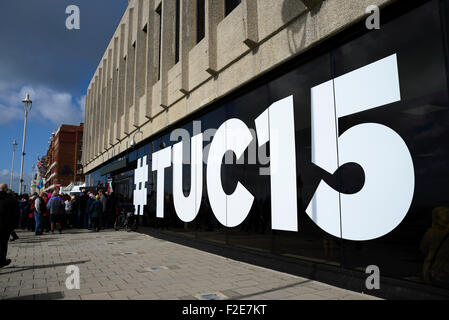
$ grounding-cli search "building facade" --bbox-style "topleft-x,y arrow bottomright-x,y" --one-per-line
44,124 -> 84,192
83,0 -> 449,298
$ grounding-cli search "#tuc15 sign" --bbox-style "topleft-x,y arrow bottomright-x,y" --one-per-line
133,54 -> 415,241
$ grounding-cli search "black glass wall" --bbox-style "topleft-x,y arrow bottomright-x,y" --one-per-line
86,0 -> 449,294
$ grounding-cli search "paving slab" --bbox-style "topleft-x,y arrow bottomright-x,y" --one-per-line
0,229 -> 380,300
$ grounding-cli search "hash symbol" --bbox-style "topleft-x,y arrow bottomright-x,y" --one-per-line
133,156 -> 148,216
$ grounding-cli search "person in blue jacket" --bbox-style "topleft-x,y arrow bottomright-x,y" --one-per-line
46,190 -> 65,234
90,195 -> 102,232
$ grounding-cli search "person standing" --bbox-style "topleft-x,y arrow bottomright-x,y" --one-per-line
99,189 -> 107,230
105,192 -> 115,229
34,193 -> 44,236
41,193 -> 50,233
28,194 -> 36,232
7,190 -> 19,241
0,184 -> 19,268
64,196 -> 72,228
47,190 -> 65,234
91,195 -> 102,232
18,194 -> 29,230
78,191 -> 88,229
86,193 -> 95,230
69,195 -> 78,228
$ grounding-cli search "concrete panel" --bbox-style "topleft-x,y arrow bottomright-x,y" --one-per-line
136,93 -> 148,127
141,118 -> 153,141
152,110 -> 168,136
179,0 -> 196,94
242,0 -> 259,48
186,77 -> 218,115
134,0 -> 147,127
167,98 -> 187,125
122,12 -> 129,60
110,38 -> 119,146
129,105 -> 136,131
145,0 -> 156,119
188,39 -> 211,91
116,24 -> 126,142
216,4 -> 248,70
167,62 -> 183,106
257,0 -> 306,41
124,8 -> 136,135
205,0 -> 225,75
151,80 -> 163,118
159,0 -> 177,108
141,0 -> 149,29
120,114 -> 126,141
131,0 -> 138,45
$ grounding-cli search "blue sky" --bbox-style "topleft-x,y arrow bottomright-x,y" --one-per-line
0,0 -> 128,192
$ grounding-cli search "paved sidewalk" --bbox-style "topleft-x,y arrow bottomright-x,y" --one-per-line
0,229 -> 379,300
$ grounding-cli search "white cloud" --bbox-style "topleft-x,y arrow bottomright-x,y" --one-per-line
0,104 -> 22,123
77,95 -> 86,115
0,169 -> 32,193
0,82 -> 85,125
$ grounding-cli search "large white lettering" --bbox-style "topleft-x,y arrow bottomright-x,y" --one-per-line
173,134 -> 203,222
307,54 -> 415,241
133,53 -> 415,241
255,96 -> 298,232
152,146 -> 172,218
207,119 -> 255,227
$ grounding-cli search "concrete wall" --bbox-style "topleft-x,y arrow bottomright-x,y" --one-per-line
83,0 -> 394,173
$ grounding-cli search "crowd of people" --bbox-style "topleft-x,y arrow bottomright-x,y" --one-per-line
0,183 -> 119,268
17,188 -> 118,235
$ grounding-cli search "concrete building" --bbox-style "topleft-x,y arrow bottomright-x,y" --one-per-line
44,124 -> 84,192
82,0 -> 395,172
83,0 -> 449,299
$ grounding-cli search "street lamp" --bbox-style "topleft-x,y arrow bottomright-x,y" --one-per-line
10,139 -> 18,190
19,93 -> 32,195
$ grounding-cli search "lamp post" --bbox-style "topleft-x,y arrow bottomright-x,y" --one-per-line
10,139 -> 18,190
19,93 -> 32,195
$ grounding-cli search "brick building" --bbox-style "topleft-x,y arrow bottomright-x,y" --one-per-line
44,123 -> 84,192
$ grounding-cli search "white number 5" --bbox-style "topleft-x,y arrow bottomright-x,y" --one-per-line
306,54 -> 415,241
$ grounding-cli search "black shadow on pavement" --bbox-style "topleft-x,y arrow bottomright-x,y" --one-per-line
5,291 -> 65,300
0,260 -> 90,275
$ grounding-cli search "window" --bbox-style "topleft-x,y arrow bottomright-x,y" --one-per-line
225,0 -> 241,16
197,0 -> 205,43
156,4 -> 162,81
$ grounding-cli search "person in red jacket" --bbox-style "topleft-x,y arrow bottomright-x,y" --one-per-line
28,194 -> 36,232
